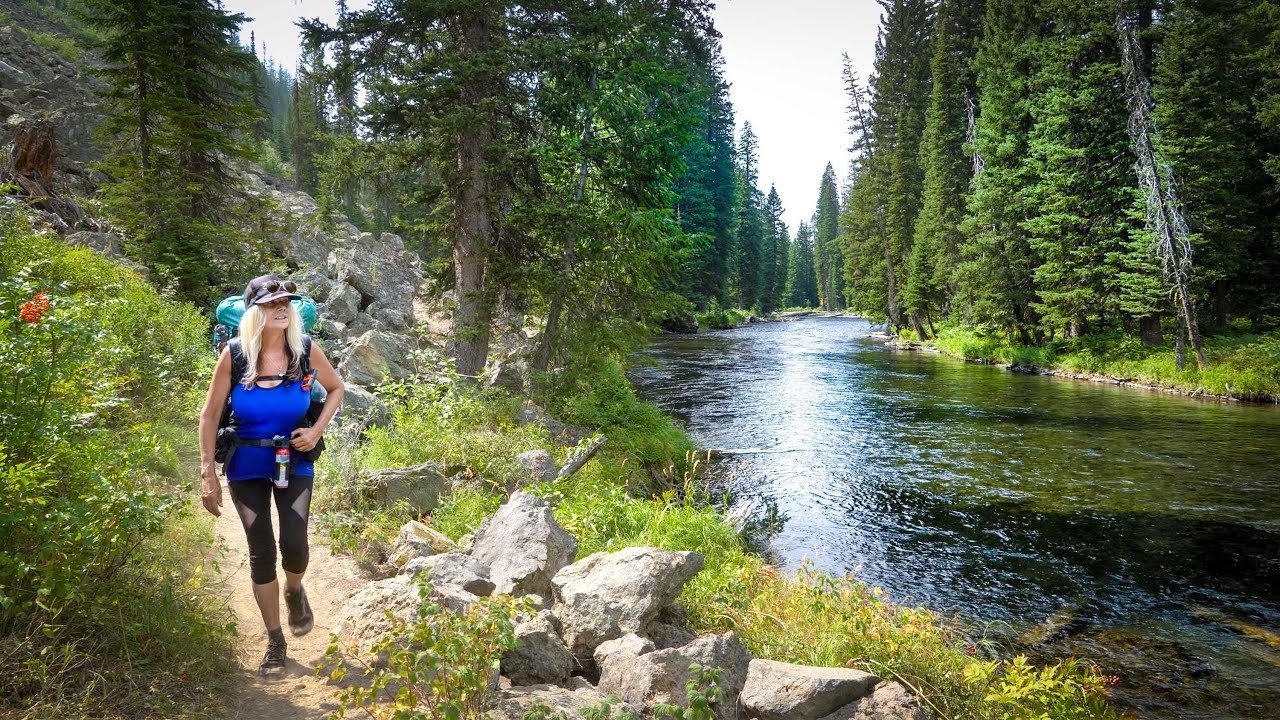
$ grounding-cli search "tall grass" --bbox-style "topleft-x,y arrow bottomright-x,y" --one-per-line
932,325 -> 1280,401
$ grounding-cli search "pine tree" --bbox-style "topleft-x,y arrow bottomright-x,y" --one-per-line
814,163 -> 843,310
81,0 -> 263,303
955,0 -> 1043,342
735,122 -> 765,310
904,0 -> 985,336
760,186 -> 786,313
786,220 -> 820,308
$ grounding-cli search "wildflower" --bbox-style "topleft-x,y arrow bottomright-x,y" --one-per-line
1104,675 -> 1120,686
19,291 -> 50,324
966,644 -> 976,657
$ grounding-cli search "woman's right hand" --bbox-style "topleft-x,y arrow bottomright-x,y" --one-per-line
201,472 -> 222,517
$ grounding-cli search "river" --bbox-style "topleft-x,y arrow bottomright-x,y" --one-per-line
628,317 -> 1280,719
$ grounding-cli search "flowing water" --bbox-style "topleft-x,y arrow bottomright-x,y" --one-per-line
628,317 -> 1280,719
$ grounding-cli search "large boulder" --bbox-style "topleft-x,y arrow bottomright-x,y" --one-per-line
339,329 -> 417,386
385,520 -> 458,568
403,552 -> 495,597
551,547 -> 704,661
514,402 -> 589,446
324,281 -> 362,325
817,682 -> 931,720
328,232 -> 421,322
596,632 -> 751,720
740,660 -> 882,720
335,574 -> 481,655
500,610 -> 574,686
516,449 -> 558,485
486,358 -> 526,394
470,491 -> 578,602
340,384 -> 391,427
365,463 -> 449,516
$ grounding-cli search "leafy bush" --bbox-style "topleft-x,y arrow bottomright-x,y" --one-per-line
23,29 -> 84,63
695,299 -> 751,331
0,210 -> 231,716
325,579 -> 525,720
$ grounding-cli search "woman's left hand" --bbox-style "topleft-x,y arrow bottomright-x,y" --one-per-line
290,426 -> 322,452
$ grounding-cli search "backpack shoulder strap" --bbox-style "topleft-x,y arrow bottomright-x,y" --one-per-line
227,337 -> 247,388
301,335 -> 313,375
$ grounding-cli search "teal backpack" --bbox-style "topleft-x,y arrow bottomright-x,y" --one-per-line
212,295 -> 318,354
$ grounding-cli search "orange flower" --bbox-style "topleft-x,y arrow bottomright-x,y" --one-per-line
19,291 -> 50,324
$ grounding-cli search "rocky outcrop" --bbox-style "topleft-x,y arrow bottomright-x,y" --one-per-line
516,449 -> 558,485
500,610 -> 574,686
551,547 -> 704,661
816,682 -> 931,720
403,552 -> 494,597
470,491 -> 578,602
596,632 -> 751,720
740,660 -> 882,720
487,681 -> 643,720
365,463 -> 449,516
385,520 -> 458,568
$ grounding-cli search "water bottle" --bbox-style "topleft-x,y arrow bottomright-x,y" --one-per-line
274,446 -> 290,489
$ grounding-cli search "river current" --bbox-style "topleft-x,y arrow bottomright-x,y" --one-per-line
628,317 -> 1280,719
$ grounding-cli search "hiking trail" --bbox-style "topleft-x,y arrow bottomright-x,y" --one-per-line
213,479 -> 371,719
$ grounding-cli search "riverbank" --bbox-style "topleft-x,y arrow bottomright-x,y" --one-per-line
313,357 -> 1124,719
878,326 -> 1280,403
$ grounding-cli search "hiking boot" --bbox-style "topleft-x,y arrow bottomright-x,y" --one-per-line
284,585 -> 313,636
258,631 -> 287,676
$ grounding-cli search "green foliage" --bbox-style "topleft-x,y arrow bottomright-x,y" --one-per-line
0,211 -> 233,717
654,664 -> 723,720
524,697 -> 638,720
963,655 -> 1117,720
324,578 -> 524,720
23,28 -> 83,63
695,298 -> 751,331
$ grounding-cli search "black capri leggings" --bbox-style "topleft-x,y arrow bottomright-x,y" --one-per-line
228,475 -> 313,585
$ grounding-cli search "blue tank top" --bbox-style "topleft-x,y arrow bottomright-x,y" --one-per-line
226,377 -> 315,482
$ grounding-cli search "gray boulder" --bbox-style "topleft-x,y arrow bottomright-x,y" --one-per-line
325,281 -> 362,325
516,449 -> 558,485
817,682 -> 932,720
385,520 -> 458,568
403,552 -> 495,597
551,547 -> 704,661
500,610 -> 574,686
339,329 -> 417,386
341,384 -> 390,427
487,683 -> 643,720
335,574 -> 484,653
596,632 -> 751,720
740,660 -> 882,720
470,490 -> 578,602
514,402 -> 589,446
486,358 -> 526,394
329,231 -> 421,321
65,231 -> 121,258
365,463 -> 449,515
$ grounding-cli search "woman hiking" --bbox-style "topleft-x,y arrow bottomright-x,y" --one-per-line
197,275 -> 345,676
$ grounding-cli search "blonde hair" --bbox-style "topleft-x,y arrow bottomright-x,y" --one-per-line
238,302 -> 305,388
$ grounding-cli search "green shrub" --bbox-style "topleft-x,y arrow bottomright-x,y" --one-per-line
325,579 -> 525,720
695,299 -> 751,331
23,29 -> 83,63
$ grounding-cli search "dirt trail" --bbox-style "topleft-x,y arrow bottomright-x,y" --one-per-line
213,480 -> 372,719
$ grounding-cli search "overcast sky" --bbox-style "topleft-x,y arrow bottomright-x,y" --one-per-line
224,0 -> 884,234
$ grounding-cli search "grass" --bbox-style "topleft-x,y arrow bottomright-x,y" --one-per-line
931,325 -> 1280,402
21,28 -> 84,64
317,366 -> 1125,720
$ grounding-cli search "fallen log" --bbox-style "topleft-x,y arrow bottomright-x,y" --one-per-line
557,435 -> 606,480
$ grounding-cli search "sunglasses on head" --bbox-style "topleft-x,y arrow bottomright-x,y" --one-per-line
260,280 -> 297,295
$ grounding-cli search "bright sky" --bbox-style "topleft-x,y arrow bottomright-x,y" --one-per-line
225,0 -> 884,234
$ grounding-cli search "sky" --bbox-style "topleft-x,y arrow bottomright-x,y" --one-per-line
224,0 -> 885,234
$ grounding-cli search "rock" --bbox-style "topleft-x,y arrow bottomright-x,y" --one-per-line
334,574 -> 420,651
596,632 -> 751,720
501,610 -> 574,686
514,402 -> 590,446
740,660 -> 882,720
486,358 -> 525,394
373,305 -> 412,331
65,230 -> 120,258
340,384 -> 390,427
551,547 -> 705,661
366,463 -> 449,516
516,449 -> 558,485
325,282 -> 362,325
487,683 -> 644,720
650,621 -> 697,650
339,329 -> 417,386
403,552 -> 495,597
290,268 -> 335,303
816,682 -> 931,720
328,231 -> 421,322
470,490 -> 578,601
385,520 -> 458,567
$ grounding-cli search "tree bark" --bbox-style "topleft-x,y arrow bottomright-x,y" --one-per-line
449,8 -> 501,381
1140,314 -> 1163,346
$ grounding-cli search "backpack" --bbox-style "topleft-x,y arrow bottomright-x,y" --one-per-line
212,295 -> 319,354
214,335 -> 326,470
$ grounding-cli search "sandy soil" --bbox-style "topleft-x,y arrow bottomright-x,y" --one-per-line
212,480 -> 372,720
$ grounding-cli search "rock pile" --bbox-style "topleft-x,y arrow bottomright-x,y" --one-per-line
333,491 -> 932,720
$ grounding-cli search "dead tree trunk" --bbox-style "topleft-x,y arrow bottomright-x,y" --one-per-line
1117,5 -> 1208,370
